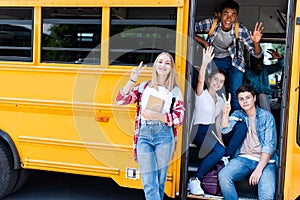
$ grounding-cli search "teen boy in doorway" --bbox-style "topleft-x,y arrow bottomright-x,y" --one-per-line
219,83 -> 277,200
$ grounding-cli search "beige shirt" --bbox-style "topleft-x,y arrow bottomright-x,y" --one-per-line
240,114 -> 262,160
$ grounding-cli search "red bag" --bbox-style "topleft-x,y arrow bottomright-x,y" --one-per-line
200,160 -> 225,196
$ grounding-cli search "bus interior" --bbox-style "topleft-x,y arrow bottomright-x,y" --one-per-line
187,0 -> 288,199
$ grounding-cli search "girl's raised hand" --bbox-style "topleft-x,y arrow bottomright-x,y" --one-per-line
202,46 -> 215,65
130,61 -> 147,82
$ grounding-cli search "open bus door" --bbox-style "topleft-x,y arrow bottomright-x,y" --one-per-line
281,0 -> 300,199
181,0 -> 300,199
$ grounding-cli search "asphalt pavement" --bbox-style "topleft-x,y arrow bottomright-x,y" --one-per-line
4,170 -> 146,200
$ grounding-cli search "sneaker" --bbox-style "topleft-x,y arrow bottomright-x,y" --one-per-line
221,156 -> 230,165
187,177 -> 204,195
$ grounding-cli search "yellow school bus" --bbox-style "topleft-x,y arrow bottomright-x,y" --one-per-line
0,0 -> 298,199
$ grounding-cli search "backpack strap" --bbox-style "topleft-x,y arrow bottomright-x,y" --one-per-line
169,96 -> 176,132
234,21 -> 240,57
234,21 -> 239,39
169,87 -> 179,131
208,17 -> 219,38
169,97 -> 176,113
169,86 -> 180,113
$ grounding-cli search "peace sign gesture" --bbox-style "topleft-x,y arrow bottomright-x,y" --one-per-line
130,61 -> 147,82
222,93 -> 231,115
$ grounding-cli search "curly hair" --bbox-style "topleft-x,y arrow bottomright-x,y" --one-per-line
220,0 -> 240,15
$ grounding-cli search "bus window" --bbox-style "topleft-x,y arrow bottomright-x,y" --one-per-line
109,7 -> 177,65
41,7 -> 102,64
0,7 -> 33,62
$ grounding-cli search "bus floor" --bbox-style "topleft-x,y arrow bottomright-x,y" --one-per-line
187,194 -> 257,200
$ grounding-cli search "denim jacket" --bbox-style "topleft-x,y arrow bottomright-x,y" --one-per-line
222,106 -> 278,162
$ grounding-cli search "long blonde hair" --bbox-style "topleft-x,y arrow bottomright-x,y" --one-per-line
150,52 -> 178,91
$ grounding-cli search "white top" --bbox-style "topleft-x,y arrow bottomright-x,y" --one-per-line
141,86 -> 173,120
193,89 -> 224,125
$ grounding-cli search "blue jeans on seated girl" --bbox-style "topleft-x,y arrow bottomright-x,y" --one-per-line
218,156 -> 276,200
192,121 -> 247,178
137,122 -> 175,200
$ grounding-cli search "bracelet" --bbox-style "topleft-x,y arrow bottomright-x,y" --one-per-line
130,79 -> 136,83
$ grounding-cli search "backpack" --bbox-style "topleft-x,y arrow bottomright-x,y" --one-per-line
208,16 -> 240,57
200,160 -> 225,196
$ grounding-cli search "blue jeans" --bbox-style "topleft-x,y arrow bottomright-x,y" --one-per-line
222,121 -> 247,157
214,56 -> 243,111
137,122 -> 175,200
192,122 -> 247,178
219,156 -> 276,200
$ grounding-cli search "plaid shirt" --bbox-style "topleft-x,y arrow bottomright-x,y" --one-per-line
195,18 -> 262,72
116,81 -> 185,161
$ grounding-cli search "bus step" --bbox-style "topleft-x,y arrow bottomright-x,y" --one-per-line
235,179 -> 258,200
187,193 -> 223,199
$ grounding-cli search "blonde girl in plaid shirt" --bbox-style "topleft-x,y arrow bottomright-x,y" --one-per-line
116,52 -> 184,200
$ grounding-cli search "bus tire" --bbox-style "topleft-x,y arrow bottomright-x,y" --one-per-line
0,142 -> 19,199
11,169 -> 30,193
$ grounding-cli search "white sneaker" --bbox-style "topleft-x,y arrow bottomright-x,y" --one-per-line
187,177 -> 204,195
221,156 -> 230,165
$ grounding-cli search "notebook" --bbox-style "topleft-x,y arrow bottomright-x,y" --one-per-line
145,95 -> 165,113
211,130 -> 225,147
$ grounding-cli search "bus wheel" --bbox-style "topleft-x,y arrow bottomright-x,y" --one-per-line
11,169 -> 30,193
0,142 -> 18,199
